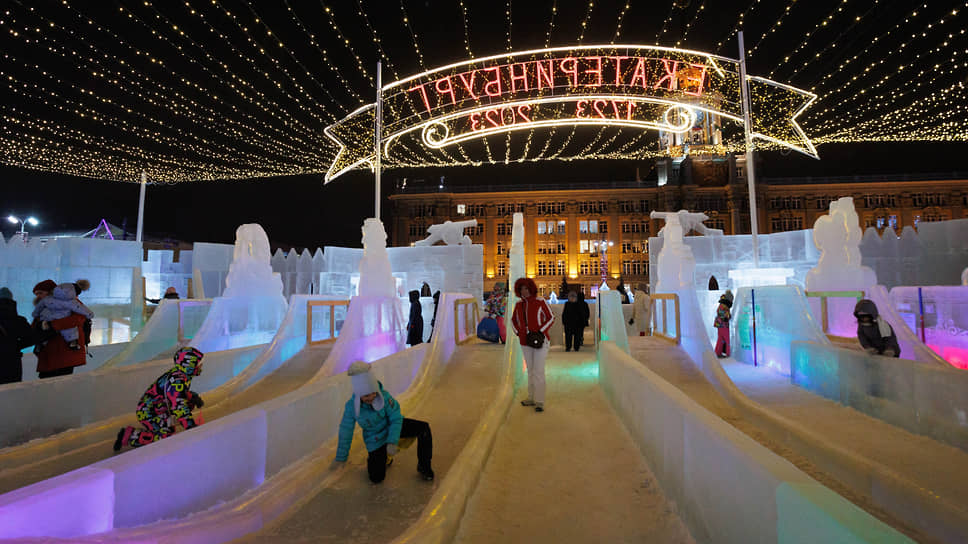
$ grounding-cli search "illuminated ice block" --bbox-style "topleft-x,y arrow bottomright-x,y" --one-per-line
890,286 -> 968,369
728,267 -> 794,289
732,285 -> 829,375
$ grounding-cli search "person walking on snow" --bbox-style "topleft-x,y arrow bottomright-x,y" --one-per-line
628,284 -> 652,336
713,290 -> 733,358
332,361 -> 434,483
511,277 -> 554,412
114,347 -> 206,451
854,299 -> 901,357
561,290 -> 585,352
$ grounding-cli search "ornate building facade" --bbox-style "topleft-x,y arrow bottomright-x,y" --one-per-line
387,165 -> 968,297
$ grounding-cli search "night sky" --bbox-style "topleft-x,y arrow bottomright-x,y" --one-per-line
2,1 -> 966,249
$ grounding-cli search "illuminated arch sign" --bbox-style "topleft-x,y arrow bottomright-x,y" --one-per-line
324,45 -> 817,182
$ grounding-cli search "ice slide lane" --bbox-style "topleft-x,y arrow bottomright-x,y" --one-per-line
669,286 -> 968,543
0,343 -> 333,496
238,341 -> 508,544
454,347 -> 694,543
0,294 -> 341,493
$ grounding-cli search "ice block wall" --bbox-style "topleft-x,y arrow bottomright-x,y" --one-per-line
141,249 -> 193,301
317,244 -> 484,303
861,219 -> 968,288
191,242 -> 234,298
0,235 -> 143,344
649,229 -> 819,293
890,286 -> 968,369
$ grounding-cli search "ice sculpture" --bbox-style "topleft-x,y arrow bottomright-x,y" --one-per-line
806,197 -> 876,291
650,211 -> 700,292
414,219 -> 477,246
222,224 -> 283,297
656,209 -> 725,238
358,218 -> 396,298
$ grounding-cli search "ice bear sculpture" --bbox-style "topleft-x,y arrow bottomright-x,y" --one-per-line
222,223 -> 284,297
358,218 -> 396,298
414,219 -> 477,246
655,210 -> 724,238
806,197 -> 877,290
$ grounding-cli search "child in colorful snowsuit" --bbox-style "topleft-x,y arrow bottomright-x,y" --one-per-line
854,299 -> 901,357
484,282 -> 508,343
32,281 -> 93,351
114,347 -> 206,451
332,361 -> 434,483
713,290 -> 733,358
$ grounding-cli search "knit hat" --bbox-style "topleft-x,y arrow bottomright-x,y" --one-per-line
348,361 -> 384,417
33,279 -> 56,293
0,287 -> 12,300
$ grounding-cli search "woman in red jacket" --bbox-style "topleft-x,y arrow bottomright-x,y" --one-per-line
510,277 -> 554,412
31,279 -> 88,378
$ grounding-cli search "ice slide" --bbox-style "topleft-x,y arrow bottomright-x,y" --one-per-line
0,293 -> 480,542
662,284 -> 968,542
0,294 -> 342,497
98,298 -> 213,369
0,293 -> 290,451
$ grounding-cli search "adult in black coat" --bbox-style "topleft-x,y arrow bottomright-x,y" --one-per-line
0,287 -> 36,384
406,290 -> 424,346
561,291 -> 588,352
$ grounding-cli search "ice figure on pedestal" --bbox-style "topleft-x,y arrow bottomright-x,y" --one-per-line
414,219 -> 477,246
222,224 -> 283,297
324,218 -> 406,374
358,218 -> 396,297
805,197 -> 876,291
651,211 -> 711,292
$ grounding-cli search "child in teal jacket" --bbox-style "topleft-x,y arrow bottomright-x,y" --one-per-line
333,361 -> 434,483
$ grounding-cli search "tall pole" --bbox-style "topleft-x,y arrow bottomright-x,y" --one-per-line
738,31 -> 760,267
136,170 -> 146,243
374,61 -> 383,220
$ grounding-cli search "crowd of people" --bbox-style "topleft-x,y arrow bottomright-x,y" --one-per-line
0,279 -> 93,384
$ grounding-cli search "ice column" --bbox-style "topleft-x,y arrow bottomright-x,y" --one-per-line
806,197 -> 876,291
650,211 -> 696,293
358,218 -> 396,297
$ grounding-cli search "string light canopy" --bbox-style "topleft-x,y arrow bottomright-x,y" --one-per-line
0,0 -> 963,184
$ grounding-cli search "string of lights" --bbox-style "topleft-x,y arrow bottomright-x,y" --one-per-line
0,1 -> 963,183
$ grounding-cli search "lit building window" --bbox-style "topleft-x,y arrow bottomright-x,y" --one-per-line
457,204 -> 466,215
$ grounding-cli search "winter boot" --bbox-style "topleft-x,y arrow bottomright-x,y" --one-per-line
418,463 -> 435,481
114,427 -> 133,452
520,399 -> 536,407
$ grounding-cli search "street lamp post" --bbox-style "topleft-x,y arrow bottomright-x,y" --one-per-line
7,215 -> 38,243
592,240 -> 614,286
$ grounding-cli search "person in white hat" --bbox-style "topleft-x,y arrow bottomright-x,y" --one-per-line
331,361 -> 434,482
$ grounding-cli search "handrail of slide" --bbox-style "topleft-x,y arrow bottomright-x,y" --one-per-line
650,293 -> 681,345
453,297 -> 480,345
0,293 -> 470,542
805,290 -> 864,343
306,299 -> 350,346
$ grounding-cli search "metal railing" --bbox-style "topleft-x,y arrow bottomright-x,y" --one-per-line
651,293 -> 681,345
306,299 -> 350,346
805,290 -> 865,342
453,297 -> 481,345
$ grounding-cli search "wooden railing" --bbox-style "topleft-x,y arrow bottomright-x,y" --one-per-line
805,290 -> 865,342
453,297 -> 481,345
650,293 -> 681,345
306,299 -> 351,346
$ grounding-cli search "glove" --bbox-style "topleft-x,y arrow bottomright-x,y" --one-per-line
628,318 -> 634,325
386,443 -> 398,456
190,394 -> 205,409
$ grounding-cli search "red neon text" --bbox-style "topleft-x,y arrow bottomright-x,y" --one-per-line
469,105 -> 533,131
575,99 -> 637,121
